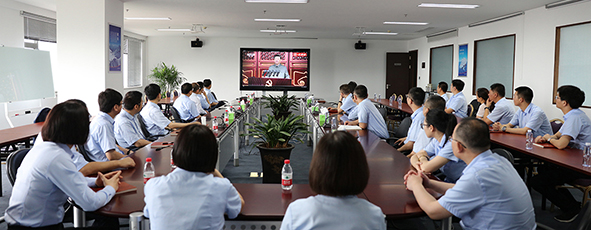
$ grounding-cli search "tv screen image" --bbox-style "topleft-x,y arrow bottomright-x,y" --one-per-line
240,48 -> 310,91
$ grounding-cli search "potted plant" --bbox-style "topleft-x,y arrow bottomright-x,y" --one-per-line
148,62 -> 186,98
262,95 -> 298,120
245,113 -> 309,183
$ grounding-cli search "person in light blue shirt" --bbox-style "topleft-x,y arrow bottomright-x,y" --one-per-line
482,83 -> 515,125
266,54 -> 290,79
328,84 -> 356,115
410,110 -> 466,183
173,83 -> 202,122
86,89 -> 129,162
281,131 -> 386,230
196,82 -> 211,111
437,81 -> 449,102
344,85 -> 389,139
141,84 -> 200,137
189,82 -> 208,115
445,79 -> 468,118
395,87 -> 426,153
493,86 -> 553,137
532,85 -> 591,222
5,102 -> 121,229
405,118 -> 536,230
115,91 -> 152,149
144,124 -> 244,230
203,79 -> 219,104
411,96 -> 447,155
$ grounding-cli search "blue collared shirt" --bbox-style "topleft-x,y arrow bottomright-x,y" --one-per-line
139,101 -> 171,136
509,103 -> 553,138
559,108 -> 591,150
115,109 -> 146,148
5,142 -> 115,227
196,94 -> 210,110
347,106 -> 359,120
412,129 -> 432,154
405,107 -> 425,144
85,112 -> 119,162
341,94 -> 356,114
144,168 -> 242,230
204,88 -> 218,104
438,150 -> 536,230
446,92 -> 467,118
423,135 -> 466,183
173,94 -> 200,121
281,195 -> 386,230
34,133 -> 88,170
440,93 -> 449,102
357,99 -> 389,139
486,97 -> 515,125
189,93 -> 208,115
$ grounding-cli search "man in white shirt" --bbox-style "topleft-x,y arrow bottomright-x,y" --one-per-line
482,83 -> 515,125
141,84 -> 201,136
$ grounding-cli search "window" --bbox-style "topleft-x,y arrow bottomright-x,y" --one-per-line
123,36 -> 143,88
473,35 -> 515,98
22,11 -> 57,80
554,21 -> 591,107
429,45 -> 453,90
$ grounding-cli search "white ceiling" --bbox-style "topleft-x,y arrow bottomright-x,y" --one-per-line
17,0 -> 560,40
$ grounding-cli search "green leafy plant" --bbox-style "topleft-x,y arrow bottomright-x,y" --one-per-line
244,113 -> 310,148
262,95 -> 298,118
148,62 -> 186,97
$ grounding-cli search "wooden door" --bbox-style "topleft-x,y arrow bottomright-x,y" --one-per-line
386,52 -> 413,98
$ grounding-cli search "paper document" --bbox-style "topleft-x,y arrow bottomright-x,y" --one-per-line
338,125 -> 362,131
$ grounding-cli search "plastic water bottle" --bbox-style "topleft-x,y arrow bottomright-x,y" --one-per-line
170,149 -> 177,170
389,95 -> 394,106
282,159 -> 293,191
212,116 -> 218,132
378,94 -> 381,101
525,130 -> 534,150
583,143 -> 591,167
397,96 -> 402,110
143,157 -> 155,184
374,93 -> 377,100
331,117 -> 338,133
224,110 -> 230,125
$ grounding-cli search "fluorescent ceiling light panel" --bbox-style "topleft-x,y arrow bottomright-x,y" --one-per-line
126,17 -> 171,20
363,32 -> 398,35
254,18 -> 301,22
246,0 -> 308,3
260,29 -> 297,33
418,3 -> 479,9
156,28 -> 192,32
383,21 -> 429,25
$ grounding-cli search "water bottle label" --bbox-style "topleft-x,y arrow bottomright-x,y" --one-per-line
143,177 -> 151,184
282,178 -> 292,186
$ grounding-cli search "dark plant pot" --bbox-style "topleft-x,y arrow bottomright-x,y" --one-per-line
257,144 -> 294,184
173,90 -> 179,97
274,111 -> 292,120
166,91 -> 171,98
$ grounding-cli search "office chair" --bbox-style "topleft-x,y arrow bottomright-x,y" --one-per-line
386,117 -> 411,147
491,148 -> 515,164
34,107 -> 51,123
467,99 -> 480,117
7,148 -> 31,186
76,144 -> 95,162
137,114 -> 166,142
170,107 -> 187,123
550,118 -> 564,134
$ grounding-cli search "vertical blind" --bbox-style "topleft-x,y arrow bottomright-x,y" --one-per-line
22,11 -> 56,43
555,22 -> 591,107
430,45 -> 453,88
474,35 -> 515,97
124,36 -> 143,88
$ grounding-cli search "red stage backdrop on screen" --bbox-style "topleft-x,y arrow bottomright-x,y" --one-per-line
240,48 -> 310,91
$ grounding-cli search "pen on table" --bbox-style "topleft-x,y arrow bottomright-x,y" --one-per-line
532,143 -> 544,148
156,145 -> 172,151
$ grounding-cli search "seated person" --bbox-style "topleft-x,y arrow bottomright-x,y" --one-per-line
344,85 -> 389,139
173,83 -> 201,122
86,89 -> 130,161
203,79 -> 222,108
410,109 -> 466,183
189,82 -> 208,115
409,96 -> 447,157
531,85 -> 591,222
328,84 -> 356,115
493,86 -> 552,137
141,84 -> 201,136
5,102 -> 121,229
405,118 -> 536,229
144,124 -> 244,229
394,87 -> 426,153
115,91 -> 152,149
281,131 -> 386,230
196,81 -> 211,111
445,79 -> 468,118
267,54 -> 290,79
437,81 -> 449,102
475,88 -> 489,119
482,83 -> 515,125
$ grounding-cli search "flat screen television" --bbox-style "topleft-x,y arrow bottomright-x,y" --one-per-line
240,48 -> 310,92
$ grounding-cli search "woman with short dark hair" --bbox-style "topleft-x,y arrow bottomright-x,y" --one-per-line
5,101 -> 121,229
281,131 -> 386,230
143,124 -> 244,230
476,88 -> 489,119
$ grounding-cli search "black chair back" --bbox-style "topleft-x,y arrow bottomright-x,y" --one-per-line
76,144 -> 95,162
137,114 -> 152,138
567,201 -> 591,230
468,99 -> 480,117
7,148 -> 31,186
171,107 -> 186,123
394,117 -> 412,138
34,107 -> 51,123
492,148 -> 515,164
550,119 -> 563,134
211,91 -> 218,101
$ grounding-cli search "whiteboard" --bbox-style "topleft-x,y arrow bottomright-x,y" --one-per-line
0,46 -> 55,103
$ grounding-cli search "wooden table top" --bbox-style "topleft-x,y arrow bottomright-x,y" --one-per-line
157,96 -> 178,105
0,122 -> 44,147
370,98 -> 413,114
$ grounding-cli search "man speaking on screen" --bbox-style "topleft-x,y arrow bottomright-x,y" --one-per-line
267,54 -> 290,79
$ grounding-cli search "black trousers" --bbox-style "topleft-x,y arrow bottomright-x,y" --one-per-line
8,224 -> 63,230
530,165 -> 586,212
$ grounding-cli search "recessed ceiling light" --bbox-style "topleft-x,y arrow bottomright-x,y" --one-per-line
254,18 -> 301,22
260,29 -> 297,33
126,17 -> 172,20
383,21 -> 429,26
246,0 -> 307,3
418,3 -> 479,9
363,32 -> 398,35
156,28 -> 192,32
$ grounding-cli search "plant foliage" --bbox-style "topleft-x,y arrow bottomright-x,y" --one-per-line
262,95 -> 298,117
148,62 -> 186,96
244,113 -> 310,148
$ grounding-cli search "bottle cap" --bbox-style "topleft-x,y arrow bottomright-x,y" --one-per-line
146,157 -> 152,162
284,159 -> 290,164
214,116 -> 217,119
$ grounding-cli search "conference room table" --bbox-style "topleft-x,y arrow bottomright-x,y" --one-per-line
370,98 -> 414,114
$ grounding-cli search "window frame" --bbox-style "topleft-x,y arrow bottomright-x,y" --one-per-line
429,44 -> 454,92
472,34 -> 516,99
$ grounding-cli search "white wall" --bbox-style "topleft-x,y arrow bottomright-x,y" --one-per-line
146,37 -> 407,102
408,1 -> 591,120
0,0 -> 55,48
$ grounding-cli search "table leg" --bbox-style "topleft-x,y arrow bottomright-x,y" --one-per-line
441,216 -> 452,230
73,206 -> 86,228
129,212 -> 148,230
312,123 -> 317,150
234,122 -> 240,167
245,111 -> 250,146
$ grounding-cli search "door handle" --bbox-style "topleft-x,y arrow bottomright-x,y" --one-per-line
386,84 -> 391,89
